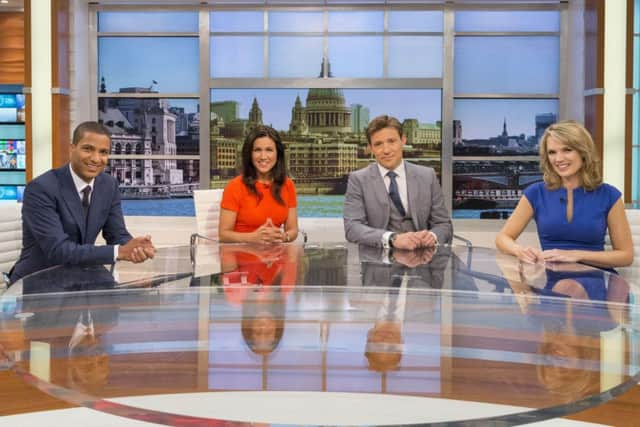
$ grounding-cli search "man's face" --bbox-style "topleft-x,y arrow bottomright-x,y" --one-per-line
70,131 -> 110,183
369,127 -> 406,170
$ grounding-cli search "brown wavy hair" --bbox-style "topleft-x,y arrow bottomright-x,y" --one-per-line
538,120 -> 602,190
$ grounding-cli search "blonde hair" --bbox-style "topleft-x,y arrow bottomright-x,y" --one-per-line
536,332 -> 598,402
538,120 -> 602,190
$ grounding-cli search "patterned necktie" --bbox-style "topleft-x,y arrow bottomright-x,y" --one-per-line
386,171 -> 406,217
81,185 -> 91,216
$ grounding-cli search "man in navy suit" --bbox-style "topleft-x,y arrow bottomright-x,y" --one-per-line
9,121 -> 155,284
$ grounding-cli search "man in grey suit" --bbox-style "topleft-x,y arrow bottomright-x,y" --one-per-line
344,115 -> 452,249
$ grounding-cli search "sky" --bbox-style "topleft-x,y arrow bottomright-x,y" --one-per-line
454,99 -> 558,140
98,9 -> 562,139
454,37 -> 559,94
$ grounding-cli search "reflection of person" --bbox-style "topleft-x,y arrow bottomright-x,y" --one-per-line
221,244 -> 301,355
359,244 -> 448,289
9,122 -> 155,284
240,279 -> 287,356
220,244 -> 300,305
219,126 -> 299,244
21,267 -> 119,394
496,121 -> 633,268
497,253 -> 630,317
496,254 -> 631,402
536,303 -> 600,403
344,115 -> 452,250
359,244 -> 472,372
65,311 -> 110,394
536,276 -> 628,403
364,271 -> 408,372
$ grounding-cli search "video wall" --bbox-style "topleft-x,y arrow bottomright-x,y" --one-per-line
0,92 -> 26,201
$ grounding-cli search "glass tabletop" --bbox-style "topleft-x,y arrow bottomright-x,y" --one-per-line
1,242 -> 639,426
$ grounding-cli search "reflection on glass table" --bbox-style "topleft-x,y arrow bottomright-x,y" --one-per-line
0,243 -> 638,426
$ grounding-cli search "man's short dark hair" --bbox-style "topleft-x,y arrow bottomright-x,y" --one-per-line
72,121 -> 111,145
365,115 -> 403,145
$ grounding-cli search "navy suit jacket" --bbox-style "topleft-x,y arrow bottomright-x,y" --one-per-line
10,165 -> 132,283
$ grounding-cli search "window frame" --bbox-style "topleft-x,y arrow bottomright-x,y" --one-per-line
90,3 -> 567,215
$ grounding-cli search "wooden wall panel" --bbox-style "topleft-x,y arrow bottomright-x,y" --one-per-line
584,0 -> 604,90
24,0 -> 32,181
52,0 -> 69,90
52,94 -> 70,167
0,13 -> 24,84
584,95 -> 604,158
583,0 -> 605,170
52,0 -> 70,167
625,0 -> 635,202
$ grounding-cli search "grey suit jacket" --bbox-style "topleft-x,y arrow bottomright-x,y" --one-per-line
344,161 -> 452,247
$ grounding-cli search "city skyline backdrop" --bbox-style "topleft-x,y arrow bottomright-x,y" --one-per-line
211,89 -> 441,132
96,8 -> 567,217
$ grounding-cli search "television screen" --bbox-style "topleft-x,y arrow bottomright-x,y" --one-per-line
0,94 -> 25,123
0,185 -> 24,201
0,108 -> 17,123
0,140 -> 26,169
0,125 -> 24,140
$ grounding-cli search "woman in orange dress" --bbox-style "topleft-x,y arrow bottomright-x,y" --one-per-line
219,125 -> 299,244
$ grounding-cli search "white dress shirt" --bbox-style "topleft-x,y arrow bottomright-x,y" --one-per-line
69,165 -> 119,262
376,271 -> 408,328
377,161 -> 409,213
69,165 -> 95,206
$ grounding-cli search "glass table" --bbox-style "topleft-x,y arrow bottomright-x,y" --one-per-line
1,242 -> 639,426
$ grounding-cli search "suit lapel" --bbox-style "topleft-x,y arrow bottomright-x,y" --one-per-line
58,166 -> 87,241
369,163 -> 390,215
85,174 -> 106,242
405,162 -> 422,230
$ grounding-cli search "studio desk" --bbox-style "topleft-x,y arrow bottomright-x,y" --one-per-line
1,241 -> 639,426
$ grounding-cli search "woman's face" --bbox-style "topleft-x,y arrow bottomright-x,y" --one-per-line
252,136 -> 277,179
250,315 -> 277,354
546,136 -> 583,183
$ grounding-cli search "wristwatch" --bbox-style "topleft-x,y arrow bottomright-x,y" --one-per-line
389,233 -> 398,248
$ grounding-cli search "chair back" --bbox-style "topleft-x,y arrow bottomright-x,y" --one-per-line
0,202 -> 22,284
193,189 -> 224,240
618,209 -> 640,280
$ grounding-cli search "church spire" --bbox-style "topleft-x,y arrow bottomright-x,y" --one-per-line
248,97 -> 263,130
318,57 -> 334,78
501,117 -> 508,138
289,94 -> 308,135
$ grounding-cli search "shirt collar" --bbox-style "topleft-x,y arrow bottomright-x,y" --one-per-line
377,160 -> 406,179
69,164 -> 95,193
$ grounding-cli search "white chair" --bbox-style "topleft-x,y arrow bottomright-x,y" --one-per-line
192,188 -> 224,241
0,202 -> 22,291
190,189 -> 224,278
614,209 -> 640,282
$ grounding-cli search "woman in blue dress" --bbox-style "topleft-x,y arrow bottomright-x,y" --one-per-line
496,120 -> 633,269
